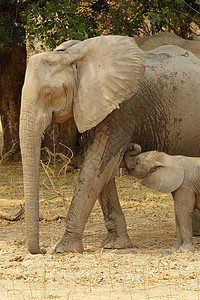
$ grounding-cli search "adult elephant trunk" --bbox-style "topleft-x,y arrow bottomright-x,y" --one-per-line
20,102 -> 50,254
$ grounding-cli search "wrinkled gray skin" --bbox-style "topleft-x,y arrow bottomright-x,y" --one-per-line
124,145 -> 200,251
135,31 -> 200,239
20,36 -> 200,254
135,32 -> 200,58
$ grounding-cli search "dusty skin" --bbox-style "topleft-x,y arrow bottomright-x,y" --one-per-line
1,161 -> 200,300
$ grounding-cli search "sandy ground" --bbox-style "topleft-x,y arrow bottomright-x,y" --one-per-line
1,164 -> 200,299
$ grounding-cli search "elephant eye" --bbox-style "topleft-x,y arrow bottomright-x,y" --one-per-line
44,88 -> 52,98
136,159 -> 139,165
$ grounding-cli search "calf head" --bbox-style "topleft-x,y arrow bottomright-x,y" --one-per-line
124,145 -> 185,193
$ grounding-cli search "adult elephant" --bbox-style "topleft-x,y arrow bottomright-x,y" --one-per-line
135,32 -> 200,58
20,35 -> 200,254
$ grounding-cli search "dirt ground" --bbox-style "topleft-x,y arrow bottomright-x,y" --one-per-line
1,160 -> 200,300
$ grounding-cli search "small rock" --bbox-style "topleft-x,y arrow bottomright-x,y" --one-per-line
16,274 -> 24,280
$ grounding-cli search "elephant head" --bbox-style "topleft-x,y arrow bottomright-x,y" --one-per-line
124,145 -> 185,193
19,35 -> 145,254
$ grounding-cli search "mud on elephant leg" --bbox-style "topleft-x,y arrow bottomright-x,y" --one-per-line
55,165 -> 101,253
55,137 -> 125,253
99,179 -> 132,249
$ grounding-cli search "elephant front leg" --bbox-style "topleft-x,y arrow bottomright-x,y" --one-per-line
99,178 -> 132,249
55,142 -> 124,253
55,169 -> 101,253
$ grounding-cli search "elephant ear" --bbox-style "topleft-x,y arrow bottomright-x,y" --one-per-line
65,35 -> 145,133
141,152 -> 185,193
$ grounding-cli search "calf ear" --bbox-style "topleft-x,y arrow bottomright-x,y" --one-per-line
142,154 -> 185,193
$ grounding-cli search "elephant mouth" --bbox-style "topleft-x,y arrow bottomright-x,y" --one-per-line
51,108 -> 72,124
50,111 -> 56,123
49,111 -> 65,125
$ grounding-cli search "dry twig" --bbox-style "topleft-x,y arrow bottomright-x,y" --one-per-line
0,196 -> 67,221
0,140 -> 19,165
0,205 -> 24,221
40,144 -> 74,214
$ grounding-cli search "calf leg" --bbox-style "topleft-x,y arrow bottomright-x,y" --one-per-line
173,187 -> 196,251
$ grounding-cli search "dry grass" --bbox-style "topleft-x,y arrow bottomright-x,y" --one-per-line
0,160 -> 200,299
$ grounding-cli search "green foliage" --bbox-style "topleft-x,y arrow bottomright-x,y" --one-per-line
88,1 -> 143,37
0,0 -> 26,50
0,0 -> 199,51
24,0 -> 90,49
140,0 -> 200,36
84,0 -> 200,38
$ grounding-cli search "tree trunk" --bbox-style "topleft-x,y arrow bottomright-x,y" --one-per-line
0,45 -> 26,161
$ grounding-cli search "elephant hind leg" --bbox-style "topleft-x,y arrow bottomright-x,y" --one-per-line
99,178 -> 132,249
192,209 -> 200,236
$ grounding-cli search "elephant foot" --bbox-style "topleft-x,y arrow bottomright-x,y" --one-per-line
102,232 -> 133,249
174,242 -> 195,252
55,234 -> 84,254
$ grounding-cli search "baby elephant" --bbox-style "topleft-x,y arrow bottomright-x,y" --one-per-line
123,144 -> 200,251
